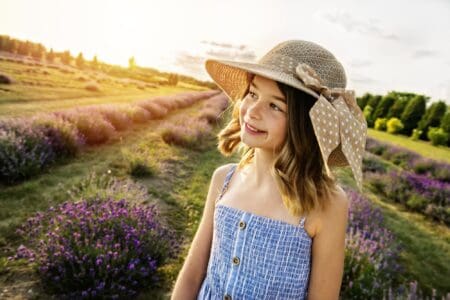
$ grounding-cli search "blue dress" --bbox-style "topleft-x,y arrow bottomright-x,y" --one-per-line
197,164 -> 312,300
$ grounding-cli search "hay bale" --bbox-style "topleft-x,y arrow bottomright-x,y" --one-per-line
0,73 -> 14,84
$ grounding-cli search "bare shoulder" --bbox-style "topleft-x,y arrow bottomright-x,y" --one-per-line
314,184 -> 349,235
209,163 -> 237,196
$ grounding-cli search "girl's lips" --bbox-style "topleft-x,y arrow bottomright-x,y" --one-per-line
245,122 -> 266,134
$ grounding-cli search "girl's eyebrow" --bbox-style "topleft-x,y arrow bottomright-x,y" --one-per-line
250,82 -> 286,103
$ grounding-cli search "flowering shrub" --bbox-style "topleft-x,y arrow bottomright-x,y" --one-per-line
365,137 -> 450,183
160,118 -> 213,151
12,198 -> 180,298
65,171 -> 149,203
341,188 -> 403,298
366,170 -> 450,225
0,118 -> 56,183
386,117 -> 403,134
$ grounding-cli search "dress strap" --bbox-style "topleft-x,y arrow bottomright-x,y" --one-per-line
299,216 -> 306,228
215,164 -> 237,204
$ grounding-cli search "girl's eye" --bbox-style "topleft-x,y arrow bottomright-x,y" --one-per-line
270,103 -> 282,111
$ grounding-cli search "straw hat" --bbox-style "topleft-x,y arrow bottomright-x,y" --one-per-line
205,40 -> 367,191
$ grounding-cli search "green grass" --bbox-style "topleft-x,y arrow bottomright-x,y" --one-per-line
368,128 -> 450,164
0,58 -> 208,117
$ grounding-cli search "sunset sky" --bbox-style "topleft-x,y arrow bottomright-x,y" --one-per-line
2,0 -> 450,104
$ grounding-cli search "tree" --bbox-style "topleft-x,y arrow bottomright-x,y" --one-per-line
168,73 -> 179,86
129,56 -> 136,69
416,101 -> 447,140
372,94 -> 396,120
76,52 -> 85,68
61,50 -> 72,65
387,98 -> 408,119
92,55 -> 99,69
357,93 -> 373,111
440,111 -> 450,146
47,48 -> 55,63
400,95 -> 427,136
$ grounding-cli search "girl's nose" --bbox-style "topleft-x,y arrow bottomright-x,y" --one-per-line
247,100 -> 264,119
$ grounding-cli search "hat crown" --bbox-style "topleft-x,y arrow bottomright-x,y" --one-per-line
258,40 -> 347,89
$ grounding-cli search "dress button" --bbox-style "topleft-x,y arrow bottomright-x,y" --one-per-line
224,294 -> 232,300
232,256 -> 240,265
238,220 -> 246,229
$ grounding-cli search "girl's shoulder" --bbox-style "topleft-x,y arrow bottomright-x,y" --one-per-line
210,163 -> 237,188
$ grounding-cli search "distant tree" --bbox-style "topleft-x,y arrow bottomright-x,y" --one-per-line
168,73 -> 179,86
440,111 -> 450,146
61,50 -> 72,65
372,94 -> 396,120
400,95 -> 427,136
129,56 -> 136,69
10,40 -> 18,54
17,40 -> 31,56
357,93 -> 373,111
31,43 -> 45,61
387,98 -> 408,119
47,48 -> 55,63
76,52 -> 85,68
416,101 -> 447,140
363,105 -> 374,127
92,55 -> 99,69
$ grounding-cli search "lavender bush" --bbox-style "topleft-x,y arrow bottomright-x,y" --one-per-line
12,198 -> 180,298
365,170 -> 450,225
341,187 -> 403,299
365,137 -> 450,183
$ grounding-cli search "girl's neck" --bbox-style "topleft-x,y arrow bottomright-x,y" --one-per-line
244,148 -> 277,186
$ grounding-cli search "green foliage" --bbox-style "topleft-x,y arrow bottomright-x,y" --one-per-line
411,128 -> 422,141
363,105 -> 374,127
427,127 -> 448,146
439,111 -> 450,146
387,98 -> 408,119
357,93 -> 373,111
76,52 -> 85,68
386,117 -> 404,134
417,101 -> 447,140
400,95 -> 427,136
61,50 -> 72,65
46,48 -> 55,63
374,118 -> 388,131
373,94 -> 396,120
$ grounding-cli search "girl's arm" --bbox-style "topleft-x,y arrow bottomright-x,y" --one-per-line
307,186 -> 349,300
170,164 -> 231,300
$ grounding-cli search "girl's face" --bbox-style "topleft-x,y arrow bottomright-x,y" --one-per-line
239,75 -> 288,152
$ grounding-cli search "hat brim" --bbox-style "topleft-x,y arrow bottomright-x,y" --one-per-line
205,59 -> 319,102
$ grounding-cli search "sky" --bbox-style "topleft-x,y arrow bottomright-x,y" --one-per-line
2,0 -> 450,104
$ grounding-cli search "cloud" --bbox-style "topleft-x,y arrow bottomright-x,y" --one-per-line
349,59 -> 373,68
202,40 -> 257,61
412,49 -> 439,59
317,10 -> 400,41
350,72 -> 380,85
174,40 -> 258,80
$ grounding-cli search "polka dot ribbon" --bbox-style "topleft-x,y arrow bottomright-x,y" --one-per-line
295,63 -> 368,191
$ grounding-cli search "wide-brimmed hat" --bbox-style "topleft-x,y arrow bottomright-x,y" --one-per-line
205,40 -> 367,191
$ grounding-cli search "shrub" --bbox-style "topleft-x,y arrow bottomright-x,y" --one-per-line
121,148 -> 158,177
427,127 -> 448,146
123,106 -> 151,123
13,198 -> 180,298
94,106 -> 132,131
31,114 -> 84,157
374,118 -> 388,131
341,188 -> 403,299
0,119 -> 56,183
0,73 -> 13,84
386,117 -> 404,134
136,101 -> 168,119
62,111 -> 116,145
362,154 -> 387,173
160,118 -> 212,151
85,81 -> 101,92
410,128 -> 422,141
66,171 -> 149,203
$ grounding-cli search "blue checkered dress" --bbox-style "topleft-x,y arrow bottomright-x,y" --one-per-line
197,164 -> 312,300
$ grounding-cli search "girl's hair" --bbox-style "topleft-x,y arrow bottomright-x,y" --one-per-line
217,74 -> 339,217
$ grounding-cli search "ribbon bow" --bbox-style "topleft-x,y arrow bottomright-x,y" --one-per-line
295,63 -> 368,191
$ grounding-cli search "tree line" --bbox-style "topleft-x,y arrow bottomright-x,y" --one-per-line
357,91 -> 449,146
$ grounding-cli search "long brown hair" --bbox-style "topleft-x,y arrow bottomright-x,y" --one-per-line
217,74 -> 339,217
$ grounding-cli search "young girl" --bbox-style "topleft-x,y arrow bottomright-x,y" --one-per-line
171,40 -> 367,300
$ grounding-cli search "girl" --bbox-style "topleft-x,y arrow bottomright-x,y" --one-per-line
171,40 -> 367,300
